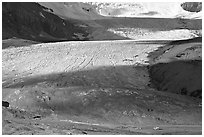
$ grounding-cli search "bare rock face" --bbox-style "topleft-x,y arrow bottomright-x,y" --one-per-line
181,2 -> 202,12
2,2 -> 89,42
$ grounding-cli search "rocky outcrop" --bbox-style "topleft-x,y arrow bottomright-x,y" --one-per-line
181,2 -> 202,12
2,2 -> 89,42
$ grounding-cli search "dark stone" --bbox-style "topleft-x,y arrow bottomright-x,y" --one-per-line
180,88 -> 188,95
82,131 -> 88,134
33,115 -> 41,119
2,101 -> 9,108
147,108 -> 153,112
190,90 -> 202,98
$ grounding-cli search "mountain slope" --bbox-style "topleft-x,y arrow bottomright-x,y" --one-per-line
148,37 -> 202,98
2,2 -> 89,42
2,2 -> 202,42
38,2 -> 105,20
39,2 -> 202,19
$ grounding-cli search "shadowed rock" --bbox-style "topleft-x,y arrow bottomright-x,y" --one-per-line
2,101 -> 10,108
181,2 -> 202,12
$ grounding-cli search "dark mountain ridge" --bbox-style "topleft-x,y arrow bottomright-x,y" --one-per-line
2,2 -> 89,42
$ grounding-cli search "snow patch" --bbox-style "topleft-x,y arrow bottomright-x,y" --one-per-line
39,12 -> 46,18
60,119 -> 99,126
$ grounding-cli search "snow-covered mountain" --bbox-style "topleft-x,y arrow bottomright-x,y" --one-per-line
2,2 -> 202,42
39,2 -> 202,20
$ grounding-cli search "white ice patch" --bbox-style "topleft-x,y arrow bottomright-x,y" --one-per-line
60,119 -> 99,126
78,92 -> 88,96
39,12 -> 46,18
108,28 -> 197,41
15,90 -> 20,95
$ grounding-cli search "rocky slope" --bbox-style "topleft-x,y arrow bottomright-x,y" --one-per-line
38,2 -> 105,20
2,2 -> 89,42
148,37 -> 202,98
